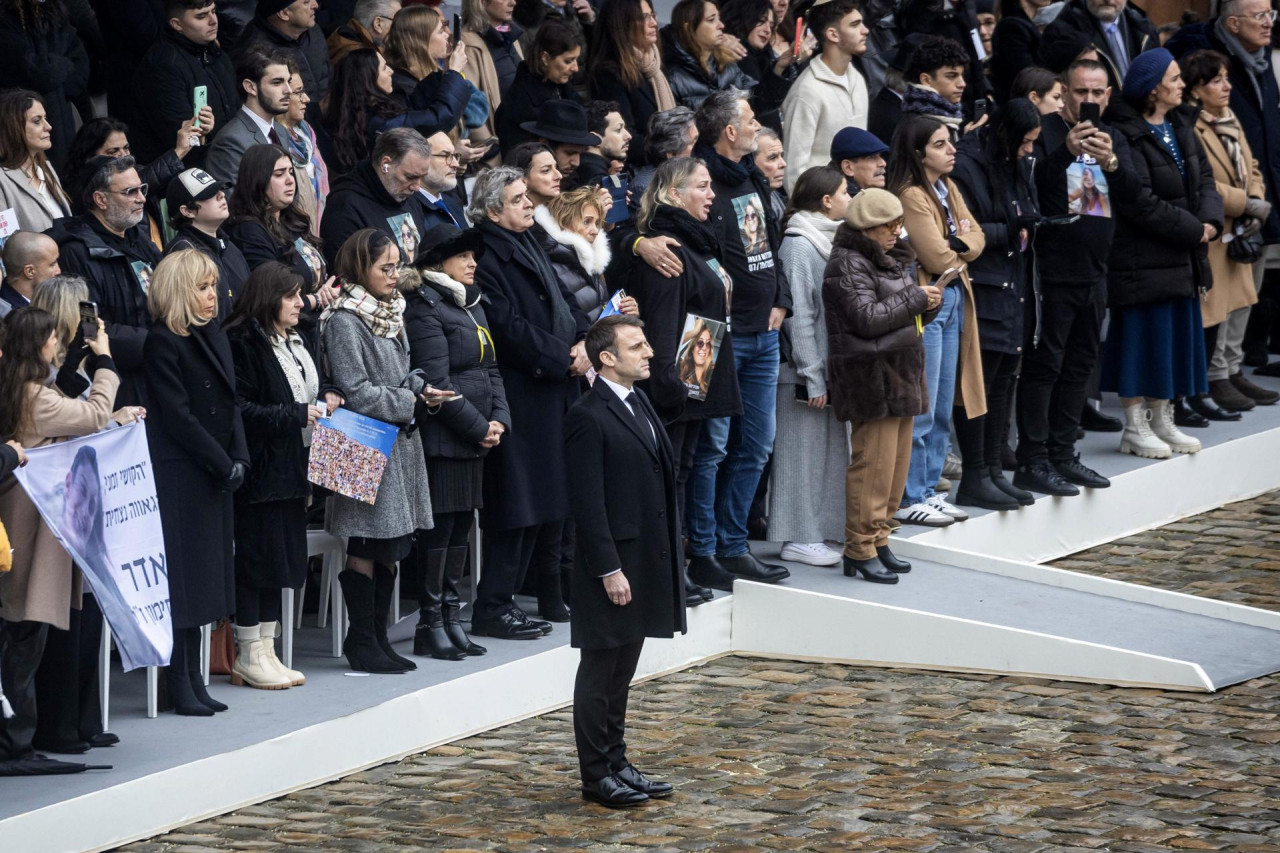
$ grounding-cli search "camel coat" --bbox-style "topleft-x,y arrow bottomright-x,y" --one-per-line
1194,112 -> 1266,328
900,180 -> 988,417
0,366 -> 120,629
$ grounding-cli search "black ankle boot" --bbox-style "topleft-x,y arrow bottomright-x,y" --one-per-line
988,466 -> 1034,505
954,468 -> 1021,511
414,549 -> 465,661
166,628 -> 213,716
185,627 -> 228,712
875,545 -> 911,573
441,546 -> 486,655
339,569 -> 408,674
843,555 -> 898,584
373,564 -> 417,670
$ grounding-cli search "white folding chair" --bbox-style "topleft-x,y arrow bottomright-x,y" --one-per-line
99,630 -> 161,721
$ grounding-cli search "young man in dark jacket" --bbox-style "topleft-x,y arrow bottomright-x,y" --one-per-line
1014,58 -> 1138,496
131,0 -> 239,166
320,128 -> 433,268
164,167 -> 250,319
47,156 -> 162,407
686,89 -> 791,591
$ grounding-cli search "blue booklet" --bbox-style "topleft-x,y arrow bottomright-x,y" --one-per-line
307,407 -> 399,505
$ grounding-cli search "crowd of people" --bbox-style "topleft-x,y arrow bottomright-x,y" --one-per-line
0,0 -> 1278,776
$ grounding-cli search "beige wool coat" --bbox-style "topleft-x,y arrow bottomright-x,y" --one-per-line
1194,112 -> 1267,328
0,368 -> 119,629
900,180 -> 988,417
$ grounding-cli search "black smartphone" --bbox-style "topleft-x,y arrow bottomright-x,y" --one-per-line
794,384 -> 809,403
452,13 -> 462,47
79,300 -> 99,340
972,98 -> 989,123
1079,102 -> 1101,125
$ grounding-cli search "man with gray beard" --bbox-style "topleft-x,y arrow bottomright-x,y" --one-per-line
47,156 -> 162,406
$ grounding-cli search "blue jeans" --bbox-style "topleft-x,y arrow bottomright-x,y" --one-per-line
903,285 -> 963,506
687,330 -> 779,557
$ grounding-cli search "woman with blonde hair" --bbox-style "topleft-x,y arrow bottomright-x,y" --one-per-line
537,185 -> 633,321
144,249 -> 248,716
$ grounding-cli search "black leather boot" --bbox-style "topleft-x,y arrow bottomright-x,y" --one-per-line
954,468 -> 1021,511
537,559 -> 571,622
442,546 -> 486,656
875,545 -> 911,573
988,466 -> 1034,505
843,555 -> 898,584
414,549 -> 466,660
1173,397 -> 1210,428
1080,404 -> 1123,432
339,569 -> 408,674
687,555 -> 737,592
165,628 -> 212,717
373,564 -> 417,670
185,626 -> 228,712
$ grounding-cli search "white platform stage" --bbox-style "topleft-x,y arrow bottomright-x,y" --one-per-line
6,380 -> 1280,853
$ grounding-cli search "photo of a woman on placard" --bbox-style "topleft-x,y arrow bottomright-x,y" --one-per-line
1067,162 -> 1111,218
677,317 -> 717,400
394,214 -> 421,264
734,194 -> 769,256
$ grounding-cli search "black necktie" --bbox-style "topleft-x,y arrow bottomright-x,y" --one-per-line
626,392 -> 656,449
268,125 -> 282,147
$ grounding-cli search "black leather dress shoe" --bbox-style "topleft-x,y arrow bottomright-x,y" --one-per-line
615,764 -> 673,798
512,607 -> 553,635
717,552 -> 790,583
843,556 -> 898,584
1013,461 -> 1080,497
687,555 -> 738,591
1053,455 -> 1111,489
1080,405 -> 1123,432
470,610 -> 543,640
875,545 -> 911,573
1189,393 -> 1243,421
87,732 -> 120,748
582,773 -> 649,807
1173,397 -> 1210,428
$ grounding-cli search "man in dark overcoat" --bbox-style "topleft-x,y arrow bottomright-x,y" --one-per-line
565,314 -> 687,807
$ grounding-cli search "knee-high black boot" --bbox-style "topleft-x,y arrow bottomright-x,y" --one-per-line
414,549 -> 465,660
442,546 -> 486,656
373,563 -> 416,671
339,569 -> 406,674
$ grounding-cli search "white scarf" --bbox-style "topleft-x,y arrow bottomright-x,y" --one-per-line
421,269 -> 478,308
784,210 -> 841,260
534,205 -> 612,275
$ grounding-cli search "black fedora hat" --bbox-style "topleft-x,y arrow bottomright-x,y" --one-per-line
520,99 -> 602,147
415,224 -> 486,269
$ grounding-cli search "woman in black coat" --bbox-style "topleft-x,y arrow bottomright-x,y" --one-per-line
631,157 -> 741,601
587,0 -> 675,170
403,225 -> 511,660
143,248 -> 248,717
1102,51 -> 1224,460
494,20 -> 584,157
0,0 -> 90,169
950,98 -> 1043,511
224,263 -> 338,691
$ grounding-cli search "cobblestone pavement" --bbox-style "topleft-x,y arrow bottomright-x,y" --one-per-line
121,494 -> 1280,853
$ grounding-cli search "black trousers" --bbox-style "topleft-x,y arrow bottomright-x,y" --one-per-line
33,596 -> 105,749
0,619 -> 48,761
573,639 -> 644,783
474,520 -> 564,622
1017,283 -> 1106,464
953,349 -> 1021,470
665,419 -> 704,537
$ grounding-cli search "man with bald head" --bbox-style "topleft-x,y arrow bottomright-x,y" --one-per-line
418,132 -> 468,231
0,232 -> 61,313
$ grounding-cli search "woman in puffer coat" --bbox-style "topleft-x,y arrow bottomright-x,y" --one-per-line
823,188 -> 940,586
535,186 -> 620,321
661,0 -> 756,111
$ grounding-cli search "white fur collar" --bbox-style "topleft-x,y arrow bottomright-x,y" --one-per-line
534,204 -> 612,276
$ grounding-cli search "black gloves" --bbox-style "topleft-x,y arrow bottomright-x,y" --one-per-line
223,461 -> 247,492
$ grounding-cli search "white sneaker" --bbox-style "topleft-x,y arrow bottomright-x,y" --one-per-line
925,494 -> 969,520
1148,398 -> 1202,454
894,502 -> 955,527
780,541 -> 843,566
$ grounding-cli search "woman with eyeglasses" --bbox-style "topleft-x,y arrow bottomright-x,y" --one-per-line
279,66 -> 329,237
0,89 -> 72,233
401,224 -> 510,660
321,228 -> 451,673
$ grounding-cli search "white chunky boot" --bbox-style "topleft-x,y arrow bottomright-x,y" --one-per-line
230,624 -> 291,689
1148,398 -> 1202,454
259,620 -> 305,686
1119,401 -> 1172,459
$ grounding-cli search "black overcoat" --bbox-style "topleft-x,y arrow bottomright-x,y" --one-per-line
144,320 -> 249,629
566,381 -> 686,650
474,220 -> 588,530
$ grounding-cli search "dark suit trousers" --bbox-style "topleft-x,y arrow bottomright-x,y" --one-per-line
475,520 -> 564,622
0,619 -> 49,760
1017,283 -> 1106,464
574,639 -> 644,782
34,595 -> 105,748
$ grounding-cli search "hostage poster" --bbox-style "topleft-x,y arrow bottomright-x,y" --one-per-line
14,422 -> 171,670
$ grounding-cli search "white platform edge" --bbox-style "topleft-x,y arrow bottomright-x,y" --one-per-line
906,424 -> 1280,564
729,581 -> 1215,692
3,600 -> 733,853
890,538 -> 1280,632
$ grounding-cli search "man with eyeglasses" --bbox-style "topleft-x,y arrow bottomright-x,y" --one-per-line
1168,0 -> 1280,370
320,128 -> 434,266
328,0 -> 403,65
418,132 -> 469,231
1040,0 -> 1160,89
46,156 -> 162,406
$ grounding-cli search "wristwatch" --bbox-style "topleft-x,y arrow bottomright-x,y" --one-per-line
1102,155 -> 1119,173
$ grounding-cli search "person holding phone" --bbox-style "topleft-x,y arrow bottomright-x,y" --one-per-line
320,228 -> 444,673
